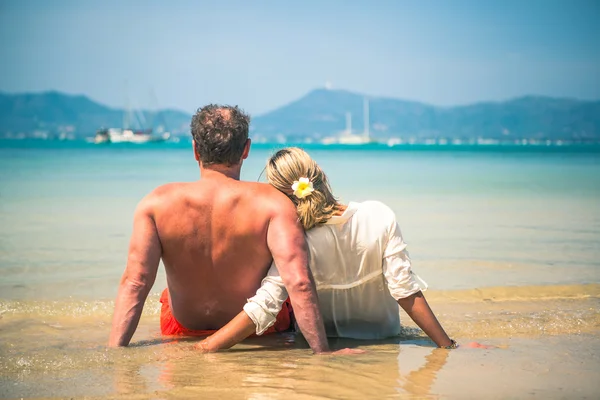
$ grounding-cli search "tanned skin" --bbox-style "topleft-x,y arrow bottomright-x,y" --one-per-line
195,205 -> 489,352
108,139 -> 330,354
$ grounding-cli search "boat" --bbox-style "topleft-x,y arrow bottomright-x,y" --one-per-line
94,94 -> 171,144
322,97 -> 378,145
94,128 -> 170,144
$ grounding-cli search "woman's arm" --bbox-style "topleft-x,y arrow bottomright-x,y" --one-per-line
381,211 -> 453,348
398,293 -> 492,349
196,263 -> 289,352
196,264 -> 364,354
196,311 -> 257,352
397,291 -> 453,347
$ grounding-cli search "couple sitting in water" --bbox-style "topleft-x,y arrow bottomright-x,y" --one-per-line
108,104 -> 457,353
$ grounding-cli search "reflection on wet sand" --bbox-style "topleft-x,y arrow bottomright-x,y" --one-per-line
112,337 -> 449,398
114,361 -> 148,395
397,345 -> 450,396
3,290 -> 599,398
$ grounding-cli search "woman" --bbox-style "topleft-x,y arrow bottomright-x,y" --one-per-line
198,147 -> 457,351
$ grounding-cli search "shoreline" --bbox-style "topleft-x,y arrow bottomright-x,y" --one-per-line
3,137 -> 600,153
1,283 -> 598,340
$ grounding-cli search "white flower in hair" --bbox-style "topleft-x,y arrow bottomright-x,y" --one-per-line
292,177 -> 314,199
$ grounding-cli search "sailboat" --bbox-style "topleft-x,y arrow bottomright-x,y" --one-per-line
325,97 -> 377,145
94,96 -> 171,144
94,127 -> 170,144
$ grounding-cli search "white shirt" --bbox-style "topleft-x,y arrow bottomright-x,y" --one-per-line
243,201 -> 427,339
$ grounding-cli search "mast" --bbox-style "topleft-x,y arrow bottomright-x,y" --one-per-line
345,112 -> 352,135
123,82 -> 130,129
123,98 -> 130,129
151,88 -> 170,133
363,97 -> 370,140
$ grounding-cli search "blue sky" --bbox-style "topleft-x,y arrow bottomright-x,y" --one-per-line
0,0 -> 598,114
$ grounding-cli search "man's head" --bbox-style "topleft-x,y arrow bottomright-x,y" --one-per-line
190,105 -> 251,167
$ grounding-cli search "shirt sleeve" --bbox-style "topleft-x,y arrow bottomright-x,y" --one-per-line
382,218 -> 423,300
243,262 -> 289,335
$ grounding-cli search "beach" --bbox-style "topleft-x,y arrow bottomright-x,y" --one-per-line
1,141 -> 599,399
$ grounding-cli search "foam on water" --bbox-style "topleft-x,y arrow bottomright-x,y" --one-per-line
1,284 -> 597,368
1,284 -> 597,319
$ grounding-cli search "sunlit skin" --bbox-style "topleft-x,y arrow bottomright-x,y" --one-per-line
196,153 -> 492,353
196,202 -> 454,352
108,130 -> 332,353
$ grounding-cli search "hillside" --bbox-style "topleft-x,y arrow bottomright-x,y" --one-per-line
251,89 -> 600,142
1,89 -> 599,141
0,91 -> 191,139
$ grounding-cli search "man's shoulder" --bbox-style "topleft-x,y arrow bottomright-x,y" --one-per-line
138,182 -> 191,211
144,182 -> 185,200
239,182 -> 295,214
241,181 -> 288,200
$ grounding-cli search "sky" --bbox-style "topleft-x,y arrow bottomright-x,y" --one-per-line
0,0 -> 599,115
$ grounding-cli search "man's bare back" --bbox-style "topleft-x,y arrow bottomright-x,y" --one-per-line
109,105 -> 329,352
152,174 -> 290,329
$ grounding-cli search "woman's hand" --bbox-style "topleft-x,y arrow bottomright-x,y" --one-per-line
314,348 -> 366,355
329,348 -> 366,355
461,341 -> 494,349
194,339 -> 213,353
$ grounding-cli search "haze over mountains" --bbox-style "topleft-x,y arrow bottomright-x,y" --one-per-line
1,89 -> 599,142
0,91 -> 190,140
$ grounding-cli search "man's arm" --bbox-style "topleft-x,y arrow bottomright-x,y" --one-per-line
266,198 -> 330,354
108,197 -> 162,347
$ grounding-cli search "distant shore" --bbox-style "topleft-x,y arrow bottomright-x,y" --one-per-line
2,137 -> 600,153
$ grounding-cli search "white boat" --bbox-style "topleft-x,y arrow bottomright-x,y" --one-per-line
322,97 -> 377,145
94,128 -> 170,144
338,133 -> 373,145
94,92 -> 171,144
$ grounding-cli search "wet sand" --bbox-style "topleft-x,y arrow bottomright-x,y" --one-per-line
1,284 -> 598,399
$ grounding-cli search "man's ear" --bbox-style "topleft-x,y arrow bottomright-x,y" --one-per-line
192,140 -> 200,162
241,138 -> 251,160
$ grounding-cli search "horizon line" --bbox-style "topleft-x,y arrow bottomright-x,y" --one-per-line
1,87 -> 599,117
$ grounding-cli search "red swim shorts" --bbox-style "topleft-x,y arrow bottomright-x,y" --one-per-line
159,288 -> 294,336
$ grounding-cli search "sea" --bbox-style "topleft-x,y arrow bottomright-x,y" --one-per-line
0,140 -> 599,399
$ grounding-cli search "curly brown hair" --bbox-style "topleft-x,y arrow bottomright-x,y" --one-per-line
190,104 -> 250,166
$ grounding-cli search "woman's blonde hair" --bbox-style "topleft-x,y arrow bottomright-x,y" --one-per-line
266,147 -> 341,230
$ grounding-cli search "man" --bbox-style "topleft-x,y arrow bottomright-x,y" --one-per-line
108,104 -> 330,353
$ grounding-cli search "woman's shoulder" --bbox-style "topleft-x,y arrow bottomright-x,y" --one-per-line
353,200 -> 397,225
355,200 -> 395,216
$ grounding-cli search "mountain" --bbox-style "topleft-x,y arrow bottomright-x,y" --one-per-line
0,91 -> 191,139
1,89 -> 599,141
252,89 -> 600,142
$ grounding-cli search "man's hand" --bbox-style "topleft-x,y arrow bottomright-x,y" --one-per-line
108,197 -> 162,347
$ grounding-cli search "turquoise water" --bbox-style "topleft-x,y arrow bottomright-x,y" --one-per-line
0,140 -> 599,300
1,140 -> 599,399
